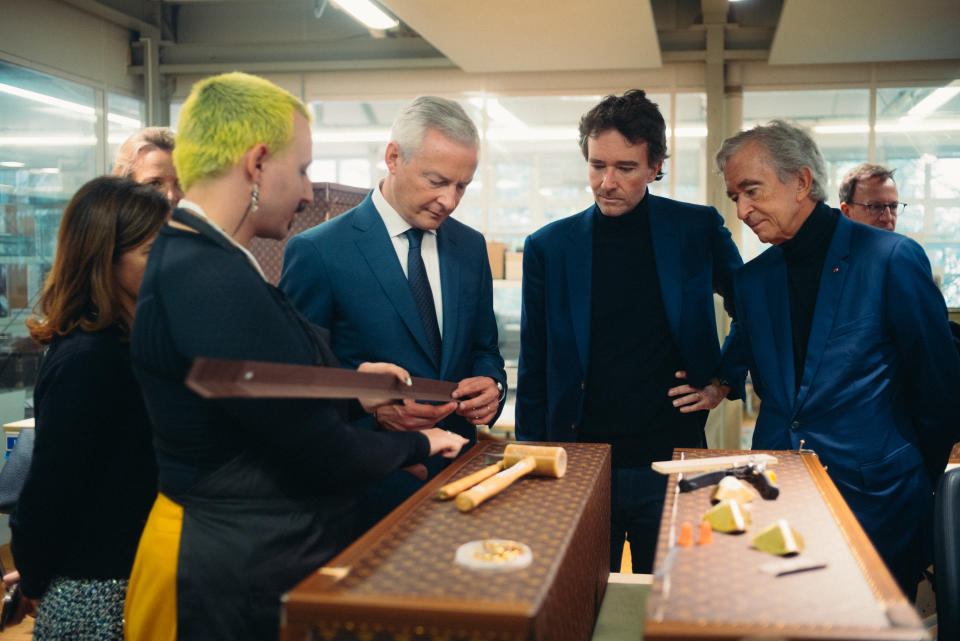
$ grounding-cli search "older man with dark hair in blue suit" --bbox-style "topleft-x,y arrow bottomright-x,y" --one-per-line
280,97 -> 506,529
516,90 -> 746,574
718,120 -> 960,599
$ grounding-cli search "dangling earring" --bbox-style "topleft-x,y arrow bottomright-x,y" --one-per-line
250,182 -> 260,213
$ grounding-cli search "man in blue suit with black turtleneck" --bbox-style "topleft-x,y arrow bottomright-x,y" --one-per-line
516,90 -> 746,574
717,120 -> 960,599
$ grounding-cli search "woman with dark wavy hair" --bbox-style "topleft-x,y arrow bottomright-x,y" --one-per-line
9,176 -> 169,640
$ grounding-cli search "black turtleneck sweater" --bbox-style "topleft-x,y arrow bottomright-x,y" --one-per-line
579,195 -> 704,468
778,201 -> 839,391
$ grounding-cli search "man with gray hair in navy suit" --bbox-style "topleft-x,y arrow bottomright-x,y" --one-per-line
280,96 -> 506,531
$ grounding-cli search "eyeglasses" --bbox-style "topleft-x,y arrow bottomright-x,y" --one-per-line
850,201 -> 907,217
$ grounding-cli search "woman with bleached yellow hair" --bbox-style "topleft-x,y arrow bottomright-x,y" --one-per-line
123,72 -> 466,641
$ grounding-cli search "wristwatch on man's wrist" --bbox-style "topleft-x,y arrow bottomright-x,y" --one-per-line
496,380 -> 506,403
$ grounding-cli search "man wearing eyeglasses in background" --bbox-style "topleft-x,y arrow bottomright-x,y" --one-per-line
840,161 -> 960,481
839,163 -> 904,232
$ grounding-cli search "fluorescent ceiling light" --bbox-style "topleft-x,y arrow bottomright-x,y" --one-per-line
486,127 -> 574,142
0,83 -> 95,119
806,121 -> 960,135
108,113 -> 146,128
0,83 -> 142,128
812,124 -> 870,134
333,0 -> 398,30
905,80 -> 960,119
313,129 -> 389,143
0,161 -> 25,168
877,120 -> 960,133
469,98 -> 527,128
0,136 -> 97,146
308,118 -> 960,146
674,126 -> 707,138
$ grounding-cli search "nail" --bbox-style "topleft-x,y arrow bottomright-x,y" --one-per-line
404,376 -> 412,386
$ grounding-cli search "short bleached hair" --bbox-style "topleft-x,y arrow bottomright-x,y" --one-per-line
111,127 -> 176,179
173,72 -> 310,191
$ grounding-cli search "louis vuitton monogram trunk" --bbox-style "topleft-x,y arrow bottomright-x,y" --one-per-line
644,448 -> 926,641
281,441 -> 612,641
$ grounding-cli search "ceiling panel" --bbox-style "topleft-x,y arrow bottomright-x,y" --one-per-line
771,0 -> 960,65
379,0 -> 662,73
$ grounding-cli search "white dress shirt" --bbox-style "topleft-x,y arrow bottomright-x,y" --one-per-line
372,183 -> 444,337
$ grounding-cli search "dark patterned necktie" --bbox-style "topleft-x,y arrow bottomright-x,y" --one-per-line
404,228 -> 442,366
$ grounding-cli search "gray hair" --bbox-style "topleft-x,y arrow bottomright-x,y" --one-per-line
390,96 -> 479,160
838,163 -> 896,204
111,126 -> 176,179
715,120 -> 828,203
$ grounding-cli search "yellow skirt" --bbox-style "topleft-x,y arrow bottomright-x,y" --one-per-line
124,493 -> 182,641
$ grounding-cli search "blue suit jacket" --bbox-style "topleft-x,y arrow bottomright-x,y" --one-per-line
279,192 -> 506,441
515,194 -> 745,443
735,208 -> 960,582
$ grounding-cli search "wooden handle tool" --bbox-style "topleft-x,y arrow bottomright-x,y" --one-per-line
437,461 -> 504,499
455,456 -> 537,512
503,444 -> 567,478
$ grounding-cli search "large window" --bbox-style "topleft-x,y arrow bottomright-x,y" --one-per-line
0,61 -> 141,424
742,89 -> 871,259
0,61 -> 98,395
742,86 -> 960,306
107,92 -> 145,170
876,86 -> 960,305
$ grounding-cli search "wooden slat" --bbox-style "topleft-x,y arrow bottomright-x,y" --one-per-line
651,453 -> 777,474
185,358 -> 458,402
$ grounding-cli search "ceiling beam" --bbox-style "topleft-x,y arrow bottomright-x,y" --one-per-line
59,0 -> 160,37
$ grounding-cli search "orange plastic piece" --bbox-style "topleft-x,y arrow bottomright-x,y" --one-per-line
677,521 -> 694,547
698,519 -> 714,546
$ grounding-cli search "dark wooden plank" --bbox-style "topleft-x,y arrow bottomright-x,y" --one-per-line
186,358 -> 458,402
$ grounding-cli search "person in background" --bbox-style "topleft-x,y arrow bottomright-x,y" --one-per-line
112,126 -> 184,206
515,90 -> 745,574
280,96 -> 506,531
8,176 -> 169,639
718,120 -> 960,599
838,163 -> 903,232
123,72 -> 466,641
839,162 -> 959,484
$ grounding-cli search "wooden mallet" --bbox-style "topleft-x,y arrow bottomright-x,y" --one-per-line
437,444 -> 567,512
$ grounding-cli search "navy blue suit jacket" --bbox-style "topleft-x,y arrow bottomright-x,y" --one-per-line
279,191 -> 506,442
515,194 -> 745,444
735,208 -> 960,584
